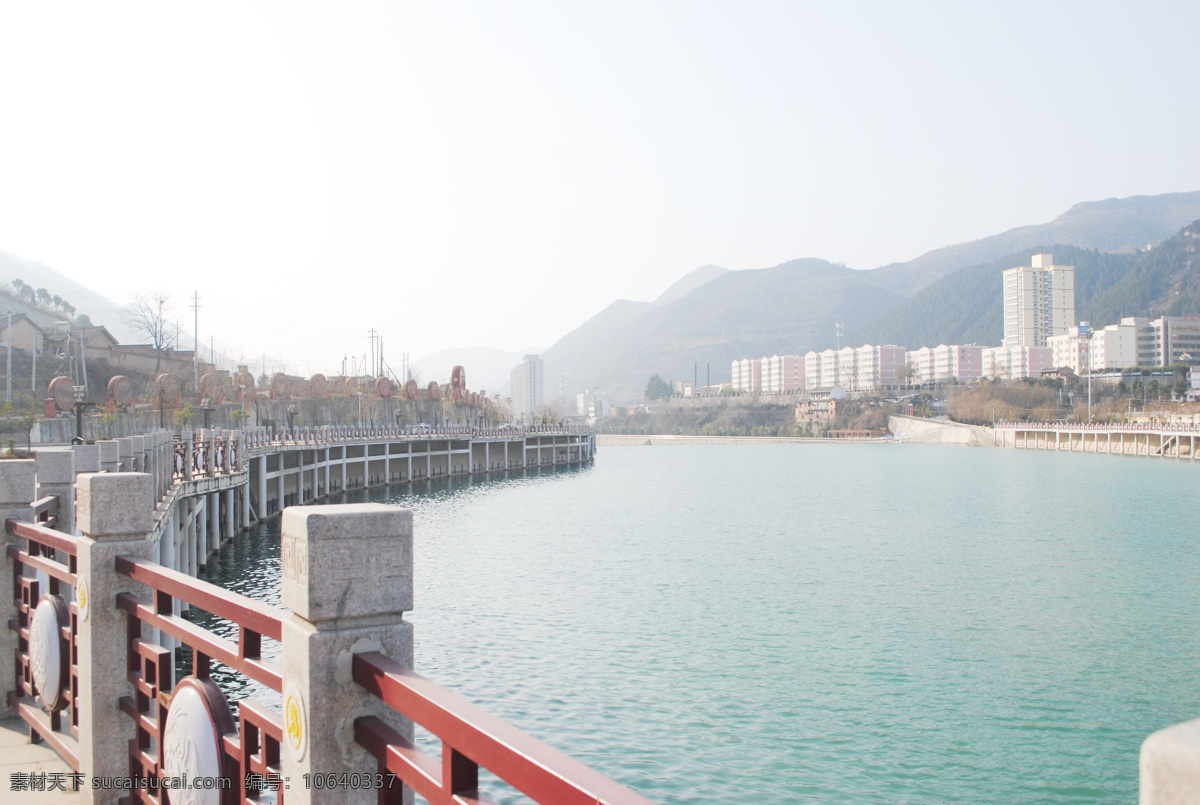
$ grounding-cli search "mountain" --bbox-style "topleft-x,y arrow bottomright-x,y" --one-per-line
541,191 -> 1200,401
861,191 -> 1200,296
543,259 -> 903,401
0,251 -> 140,343
852,220 -> 1200,349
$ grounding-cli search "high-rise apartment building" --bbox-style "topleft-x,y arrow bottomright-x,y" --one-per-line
1002,254 -> 1075,348
510,354 -> 544,420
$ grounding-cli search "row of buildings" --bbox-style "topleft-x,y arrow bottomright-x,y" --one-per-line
731,253 -> 1200,395
731,342 -> 1057,394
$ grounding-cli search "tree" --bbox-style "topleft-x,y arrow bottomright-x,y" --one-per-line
35,288 -> 51,307
644,374 -> 672,400
1147,379 -> 1160,402
1174,374 -> 1189,400
122,291 -> 176,373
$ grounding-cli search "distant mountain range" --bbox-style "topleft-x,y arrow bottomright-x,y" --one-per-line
543,191 -> 1200,401
5,191 -> 1200,404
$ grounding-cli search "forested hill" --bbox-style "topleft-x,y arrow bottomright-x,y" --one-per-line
850,219 -> 1200,349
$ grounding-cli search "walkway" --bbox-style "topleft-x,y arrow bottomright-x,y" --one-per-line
1,718 -> 82,804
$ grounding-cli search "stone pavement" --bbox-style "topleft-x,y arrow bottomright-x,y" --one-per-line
0,718 -> 84,805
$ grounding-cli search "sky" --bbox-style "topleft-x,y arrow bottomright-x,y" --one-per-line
0,2 -> 1198,378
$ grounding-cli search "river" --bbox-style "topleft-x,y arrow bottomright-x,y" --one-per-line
193,443 -> 1200,803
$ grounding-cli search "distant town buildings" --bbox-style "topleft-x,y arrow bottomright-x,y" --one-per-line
803,345 -> 905,392
981,345 -> 1052,380
718,250 -> 1194,401
1002,254 -> 1075,348
510,354 -> 544,420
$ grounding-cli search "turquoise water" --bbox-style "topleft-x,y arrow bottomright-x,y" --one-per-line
196,445 -> 1200,803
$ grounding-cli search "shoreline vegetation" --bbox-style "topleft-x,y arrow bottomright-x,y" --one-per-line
597,434 -> 891,446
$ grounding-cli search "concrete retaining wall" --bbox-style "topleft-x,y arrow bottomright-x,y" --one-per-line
888,415 -> 995,447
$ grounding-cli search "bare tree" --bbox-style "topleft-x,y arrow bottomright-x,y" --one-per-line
122,291 -> 176,373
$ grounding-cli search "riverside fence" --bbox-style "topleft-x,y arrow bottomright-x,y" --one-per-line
4,433 -> 650,804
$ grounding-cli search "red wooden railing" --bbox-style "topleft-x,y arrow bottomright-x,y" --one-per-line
6,511 -> 81,771
114,555 -> 287,804
353,652 -> 654,805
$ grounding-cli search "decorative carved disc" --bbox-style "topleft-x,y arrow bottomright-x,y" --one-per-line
49,376 -> 75,412
162,677 -> 233,805
108,375 -> 134,407
30,595 -> 68,711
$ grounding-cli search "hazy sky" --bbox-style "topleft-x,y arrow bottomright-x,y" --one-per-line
1,2 -> 1197,376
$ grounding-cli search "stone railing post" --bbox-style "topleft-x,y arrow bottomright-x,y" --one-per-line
281,504 -> 413,804
76,472 -> 154,802
0,459 -> 36,718
203,428 -> 216,476
98,440 -> 121,474
116,437 -> 134,472
37,448 -> 77,535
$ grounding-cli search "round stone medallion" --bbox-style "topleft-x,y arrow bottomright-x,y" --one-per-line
29,595 -> 68,711
76,580 -> 90,622
283,681 -> 308,761
162,677 -> 233,805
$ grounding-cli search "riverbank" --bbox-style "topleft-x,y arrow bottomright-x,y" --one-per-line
597,434 -> 891,446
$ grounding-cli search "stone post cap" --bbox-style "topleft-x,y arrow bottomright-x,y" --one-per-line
71,444 -> 101,474
1142,717 -> 1200,804
36,448 -> 76,484
77,472 -> 153,539
97,440 -> 120,464
281,504 -> 413,623
0,459 -> 36,507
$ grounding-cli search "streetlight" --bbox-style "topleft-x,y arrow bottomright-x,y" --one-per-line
71,385 -> 91,445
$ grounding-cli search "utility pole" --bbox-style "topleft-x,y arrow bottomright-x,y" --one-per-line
78,323 -> 88,393
5,311 -> 10,403
368,329 -> 378,376
192,291 -> 201,392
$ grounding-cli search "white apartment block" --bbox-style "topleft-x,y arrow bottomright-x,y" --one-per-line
731,358 -> 762,393
837,347 -> 857,391
804,351 -> 821,390
906,347 -> 934,385
1089,320 -> 1139,370
982,345 -> 1052,380
820,349 -> 839,390
1002,254 -> 1076,348
510,353 -> 544,418
800,345 -> 906,392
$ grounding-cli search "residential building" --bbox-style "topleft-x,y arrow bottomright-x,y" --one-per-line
510,354 -> 544,419
855,344 -> 906,392
761,354 -> 804,393
795,386 -> 846,427
929,344 -> 982,383
1090,320 -> 1140,370
1002,254 -> 1075,348
982,345 -> 1053,379
1048,323 -> 1093,376
804,351 -> 821,390
906,347 -> 935,386
731,358 -> 762,394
